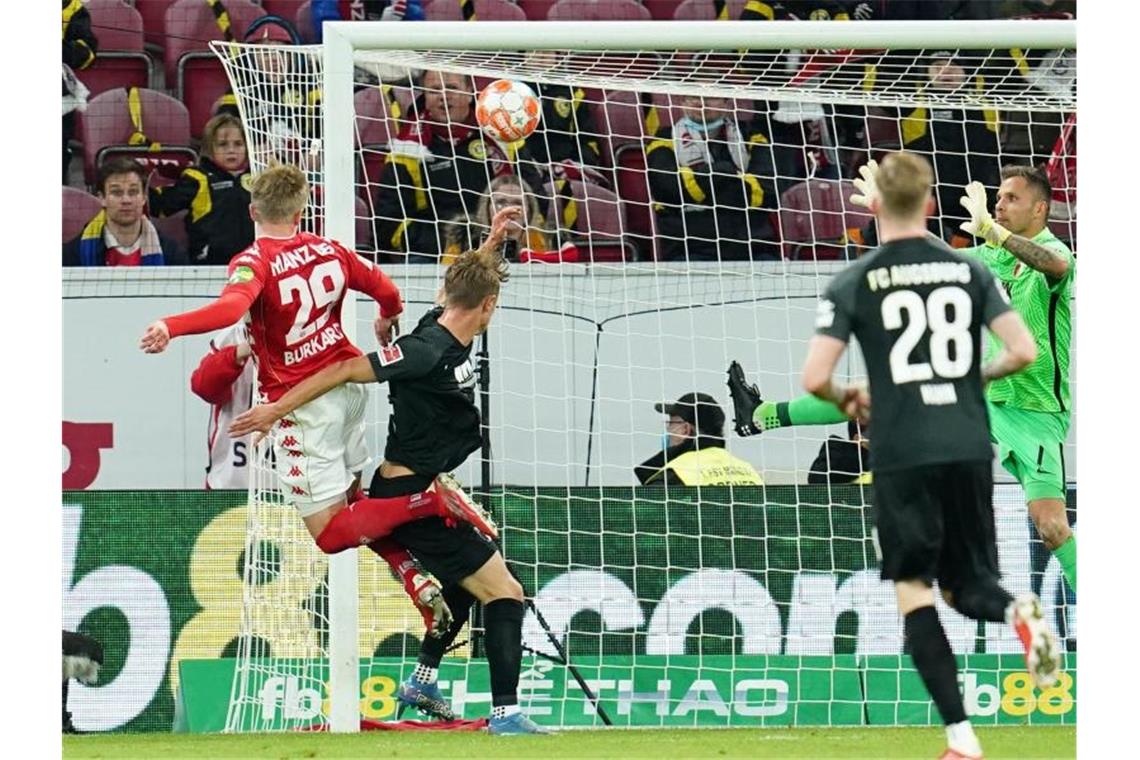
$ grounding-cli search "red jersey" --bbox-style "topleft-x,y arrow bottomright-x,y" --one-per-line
165,231 -> 402,401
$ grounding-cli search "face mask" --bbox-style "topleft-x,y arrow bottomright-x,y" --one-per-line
661,432 -> 673,451
679,115 -> 725,133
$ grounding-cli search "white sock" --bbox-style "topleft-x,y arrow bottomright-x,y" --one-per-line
492,703 -> 520,720
946,720 -> 982,756
412,663 -> 438,685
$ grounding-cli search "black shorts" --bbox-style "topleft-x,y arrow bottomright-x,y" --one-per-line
370,471 -> 498,586
872,461 -> 1000,593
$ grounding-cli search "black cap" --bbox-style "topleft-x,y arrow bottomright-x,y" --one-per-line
654,392 -> 726,437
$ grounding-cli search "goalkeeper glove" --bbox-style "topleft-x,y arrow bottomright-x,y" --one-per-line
959,181 -> 1012,247
848,159 -> 880,210
727,361 -> 764,437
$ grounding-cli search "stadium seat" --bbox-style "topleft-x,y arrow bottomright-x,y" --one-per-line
262,0 -> 310,21
138,0 -> 176,52
545,179 -> 634,261
644,0 -> 685,19
865,107 -> 902,154
354,85 -> 415,147
424,0 -> 527,20
162,0 -> 263,83
584,88 -> 643,159
547,0 -> 653,21
671,0 -> 746,19
152,209 -> 190,254
62,186 -> 104,243
294,1 -> 316,43
78,88 -> 197,187
177,53 -> 231,139
76,0 -> 152,97
1048,216 -> 1076,249
355,195 -> 374,252
613,143 -> 655,258
778,179 -> 848,260
518,0 -> 558,20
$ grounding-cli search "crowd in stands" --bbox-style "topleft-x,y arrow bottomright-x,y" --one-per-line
62,0 -> 1076,268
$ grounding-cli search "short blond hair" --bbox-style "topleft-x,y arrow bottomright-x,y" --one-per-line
251,164 -> 308,223
445,246 -> 510,309
878,152 -> 934,218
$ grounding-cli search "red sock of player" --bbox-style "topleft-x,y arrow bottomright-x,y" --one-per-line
367,538 -> 421,598
314,491 -> 442,554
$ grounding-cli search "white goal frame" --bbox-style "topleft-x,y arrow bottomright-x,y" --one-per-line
236,18 -> 1080,733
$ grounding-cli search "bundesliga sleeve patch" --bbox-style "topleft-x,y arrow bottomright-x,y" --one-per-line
815,299 -> 835,329
377,344 -> 404,366
228,266 -> 255,285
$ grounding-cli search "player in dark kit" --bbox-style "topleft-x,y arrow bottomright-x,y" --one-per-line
230,205 -> 550,736
799,152 -> 1060,760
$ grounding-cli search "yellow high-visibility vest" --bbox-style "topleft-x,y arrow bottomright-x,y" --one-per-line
663,448 -> 764,486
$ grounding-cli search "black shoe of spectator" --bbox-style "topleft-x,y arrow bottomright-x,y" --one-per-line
727,361 -> 764,437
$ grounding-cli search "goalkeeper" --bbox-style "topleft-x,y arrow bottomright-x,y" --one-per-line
729,159 -> 1076,594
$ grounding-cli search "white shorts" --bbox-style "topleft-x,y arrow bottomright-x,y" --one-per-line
273,383 -> 369,517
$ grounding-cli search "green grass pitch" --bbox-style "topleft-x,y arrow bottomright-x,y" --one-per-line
64,726 -> 1075,759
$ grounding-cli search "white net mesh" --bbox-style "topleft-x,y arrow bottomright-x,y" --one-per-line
215,25 -> 1076,732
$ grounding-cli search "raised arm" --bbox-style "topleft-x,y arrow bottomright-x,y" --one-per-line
229,355 -> 377,437
959,182 -> 1070,279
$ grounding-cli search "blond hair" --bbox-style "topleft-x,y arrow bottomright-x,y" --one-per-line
878,152 -> 934,218
251,164 -> 308,223
200,113 -> 245,161
445,246 -> 510,309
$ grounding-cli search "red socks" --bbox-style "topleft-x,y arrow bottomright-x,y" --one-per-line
315,489 -> 441,554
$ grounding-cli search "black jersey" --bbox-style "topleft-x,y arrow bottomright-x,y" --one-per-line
815,237 -> 1011,472
366,307 -> 480,475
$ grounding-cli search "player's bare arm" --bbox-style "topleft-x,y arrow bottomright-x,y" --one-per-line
981,310 -> 1038,384
801,335 -> 870,422
959,181 -> 1069,280
1001,234 -> 1071,280
476,205 -> 525,256
229,355 -> 376,436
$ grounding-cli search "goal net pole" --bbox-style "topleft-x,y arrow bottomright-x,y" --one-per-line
322,27 -> 360,736
321,18 -> 1076,52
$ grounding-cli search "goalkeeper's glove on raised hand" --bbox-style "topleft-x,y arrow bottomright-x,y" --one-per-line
727,361 -> 764,437
959,181 -> 1012,247
848,159 -> 880,210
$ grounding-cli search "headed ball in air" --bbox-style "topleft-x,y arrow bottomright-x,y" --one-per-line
476,79 -> 541,144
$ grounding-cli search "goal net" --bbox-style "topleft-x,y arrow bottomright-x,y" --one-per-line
216,19 -> 1076,732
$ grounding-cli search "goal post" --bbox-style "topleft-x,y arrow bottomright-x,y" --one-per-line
216,17 -> 1075,734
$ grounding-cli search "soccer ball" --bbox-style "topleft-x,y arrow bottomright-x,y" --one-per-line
476,80 -> 541,143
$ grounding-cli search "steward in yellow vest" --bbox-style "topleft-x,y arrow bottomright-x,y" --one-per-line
635,392 -> 763,487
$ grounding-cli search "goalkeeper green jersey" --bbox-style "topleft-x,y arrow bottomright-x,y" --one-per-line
962,228 -> 1074,415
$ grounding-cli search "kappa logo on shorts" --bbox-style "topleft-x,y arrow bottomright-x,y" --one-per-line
377,344 -> 404,366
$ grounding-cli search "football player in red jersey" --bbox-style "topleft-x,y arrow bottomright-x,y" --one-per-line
140,165 -> 493,639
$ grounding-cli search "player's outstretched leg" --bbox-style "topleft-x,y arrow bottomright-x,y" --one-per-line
368,538 -> 452,638
435,473 -> 499,539
1009,593 -> 1062,689
396,584 -> 476,720
727,362 -> 848,437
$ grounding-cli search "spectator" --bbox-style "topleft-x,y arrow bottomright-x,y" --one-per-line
216,16 -> 320,169
899,51 -> 1001,245
62,630 -> 103,734
374,70 -> 542,262
807,420 -> 871,485
635,393 -> 763,487
190,323 -> 256,489
62,0 -> 98,183
312,0 -> 424,42
63,158 -> 184,267
442,174 -> 573,264
149,114 -> 256,265
646,94 -> 779,262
